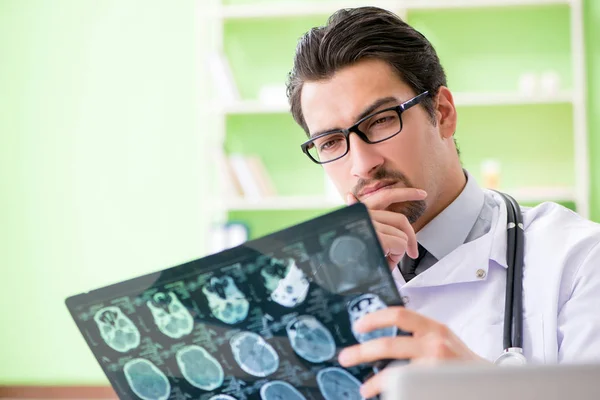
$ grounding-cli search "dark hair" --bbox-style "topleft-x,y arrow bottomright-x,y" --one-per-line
286,7 -> 447,136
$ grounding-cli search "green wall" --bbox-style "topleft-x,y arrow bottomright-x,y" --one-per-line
0,0 -> 212,384
585,0 -> 600,222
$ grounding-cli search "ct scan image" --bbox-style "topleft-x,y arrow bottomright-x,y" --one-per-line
230,331 -> 280,378
147,292 -> 194,339
94,306 -> 141,353
203,275 -> 250,325
66,204 -> 404,400
176,344 -> 224,391
260,380 -> 307,400
286,315 -> 336,363
348,293 -> 398,343
123,358 -> 171,400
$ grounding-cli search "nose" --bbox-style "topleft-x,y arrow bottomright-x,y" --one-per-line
348,132 -> 384,178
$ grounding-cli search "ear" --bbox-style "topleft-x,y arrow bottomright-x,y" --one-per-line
435,86 -> 457,140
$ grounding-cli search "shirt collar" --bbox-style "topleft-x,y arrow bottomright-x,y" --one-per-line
395,188 -> 509,290
417,170 -> 485,261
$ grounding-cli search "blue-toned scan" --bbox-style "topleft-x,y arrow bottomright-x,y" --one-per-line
202,275 -> 249,324
325,235 -> 372,293
123,358 -> 170,400
94,306 -> 140,353
176,345 -> 224,391
147,291 -> 194,339
317,367 -> 364,400
260,381 -> 307,400
286,315 -> 335,363
262,258 -> 310,308
347,293 -> 397,343
208,395 -> 237,400
230,331 -> 279,377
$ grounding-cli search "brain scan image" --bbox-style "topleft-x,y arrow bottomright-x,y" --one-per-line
262,258 -> 310,308
286,315 -> 336,363
147,291 -> 194,339
123,358 -> 170,400
202,276 -> 249,325
93,306 -> 140,352
176,345 -> 224,391
325,235 -> 373,293
230,331 -> 279,377
260,381 -> 307,400
260,257 -> 290,292
347,293 -> 397,343
208,396 -> 237,400
317,367 -> 364,400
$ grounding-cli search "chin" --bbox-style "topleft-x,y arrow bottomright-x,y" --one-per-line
388,200 -> 426,225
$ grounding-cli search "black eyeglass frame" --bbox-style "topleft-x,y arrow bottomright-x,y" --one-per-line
300,91 -> 430,165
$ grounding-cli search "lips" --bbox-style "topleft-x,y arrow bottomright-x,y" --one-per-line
358,181 -> 396,198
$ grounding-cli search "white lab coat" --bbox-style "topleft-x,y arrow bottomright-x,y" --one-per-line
396,190 -> 600,363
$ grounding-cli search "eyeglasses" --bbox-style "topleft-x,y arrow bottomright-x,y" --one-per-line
300,91 -> 429,164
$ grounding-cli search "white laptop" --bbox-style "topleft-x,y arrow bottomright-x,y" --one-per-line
383,363 -> 600,400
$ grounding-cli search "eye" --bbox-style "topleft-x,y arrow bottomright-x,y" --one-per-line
369,113 -> 397,128
318,136 -> 344,152
373,116 -> 392,125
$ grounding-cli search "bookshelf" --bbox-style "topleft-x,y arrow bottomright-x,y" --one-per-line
218,0 -> 573,20
207,0 -> 589,244
220,91 -> 575,115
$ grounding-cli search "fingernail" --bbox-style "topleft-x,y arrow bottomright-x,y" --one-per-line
417,189 -> 427,197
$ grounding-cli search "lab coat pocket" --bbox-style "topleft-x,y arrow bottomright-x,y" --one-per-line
458,314 -> 545,363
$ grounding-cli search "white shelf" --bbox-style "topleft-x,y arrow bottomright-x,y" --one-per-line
222,91 -> 573,115
226,196 -> 344,211
225,187 -> 575,211
220,1 -> 399,19
220,0 -> 571,19
453,91 -> 573,107
501,186 -> 576,203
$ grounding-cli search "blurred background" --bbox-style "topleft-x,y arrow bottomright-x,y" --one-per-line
1,0 -> 599,394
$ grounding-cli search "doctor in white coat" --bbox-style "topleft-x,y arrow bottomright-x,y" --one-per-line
285,6 -> 600,398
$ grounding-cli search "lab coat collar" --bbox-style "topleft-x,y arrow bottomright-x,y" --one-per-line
417,170 -> 485,261
396,189 -> 509,289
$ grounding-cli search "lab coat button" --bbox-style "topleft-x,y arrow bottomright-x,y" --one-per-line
476,269 -> 486,279
402,296 -> 410,305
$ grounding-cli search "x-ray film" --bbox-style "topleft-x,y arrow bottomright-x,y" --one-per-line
66,203 -> 406,400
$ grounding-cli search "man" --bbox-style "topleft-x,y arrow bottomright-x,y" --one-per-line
285,7 -> 600,398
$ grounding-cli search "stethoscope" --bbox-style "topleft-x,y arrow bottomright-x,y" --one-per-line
493,191 -> 527,365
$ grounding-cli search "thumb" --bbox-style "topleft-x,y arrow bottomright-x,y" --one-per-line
346,192 -> 359,205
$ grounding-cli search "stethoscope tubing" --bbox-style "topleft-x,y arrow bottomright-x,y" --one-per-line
496,191 -> 524,351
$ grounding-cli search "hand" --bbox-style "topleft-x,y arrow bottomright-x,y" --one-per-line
338,307 -> 488,398
346,187 -> 427,270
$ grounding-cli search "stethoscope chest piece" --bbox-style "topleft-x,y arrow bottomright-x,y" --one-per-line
494,347 -> 527,366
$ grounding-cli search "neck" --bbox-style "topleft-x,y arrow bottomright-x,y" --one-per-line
412,165 -> 467,233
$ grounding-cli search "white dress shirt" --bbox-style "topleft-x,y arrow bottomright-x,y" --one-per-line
393,171 -> 600,363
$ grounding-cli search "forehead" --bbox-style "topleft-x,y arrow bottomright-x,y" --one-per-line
300,59 -> 413,134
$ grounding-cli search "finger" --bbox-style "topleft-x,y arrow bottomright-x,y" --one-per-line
346,192 -> 359,205
359,366 -> 398,399
354,306 -> 438,335
376,230 -> 408,265
370,210 -> 418,259
338,336 -> 416,367
360,187 -> 427,210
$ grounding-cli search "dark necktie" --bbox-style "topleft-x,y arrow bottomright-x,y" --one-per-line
402,243 -> 428,282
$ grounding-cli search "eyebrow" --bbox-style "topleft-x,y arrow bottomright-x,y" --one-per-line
309,96 -> 398,139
